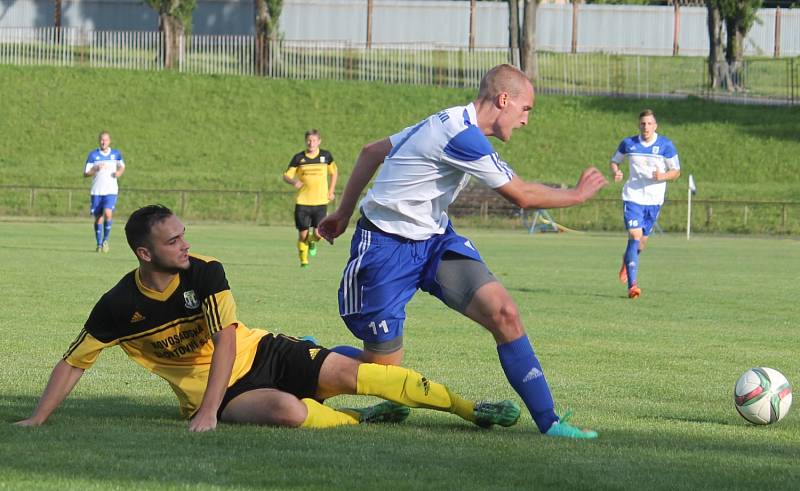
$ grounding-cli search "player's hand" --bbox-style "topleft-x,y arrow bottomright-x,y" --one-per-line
328,191 -> 335,202
575,166 -> 608,203
188,410 -> 217,432
652,171 -> 663,181
293,181 -> 303,190
317,210 -> 350,244
613,169 -> 623,182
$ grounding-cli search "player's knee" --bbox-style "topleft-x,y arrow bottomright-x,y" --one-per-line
274,400 -> 308,427
489,301 -> 523,338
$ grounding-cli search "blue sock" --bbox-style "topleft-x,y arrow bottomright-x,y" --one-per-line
624,239 -> 640,288
330,345 -> 363,359
497,335 -> 558,433
94,223 -> 103,246
103,220 -> 112,242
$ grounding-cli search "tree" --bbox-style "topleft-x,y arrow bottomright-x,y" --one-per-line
255,0 -> 283,76
507,0 -> 520,67
506,0 -> 539,81
519,0 -> 538,81
145,0 -> 196,70
706,0 -> 764,91
705,0 -> 725,88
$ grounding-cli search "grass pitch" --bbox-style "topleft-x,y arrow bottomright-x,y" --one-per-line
1,220 -> 798,490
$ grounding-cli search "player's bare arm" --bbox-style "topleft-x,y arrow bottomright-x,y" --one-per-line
84,163 -> 102,177
328,167 -> 338,201
189,324 -> 237,432
495,167 -> 608,210
14,360 -> 85,427
282,174 -> 303,189
652,169 -> 681,182
610,162 -> 623,182
318,138 -> 392,242
113,163 -> 126,179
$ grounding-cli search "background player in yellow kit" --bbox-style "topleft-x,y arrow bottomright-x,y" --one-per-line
283,129 -> 338,267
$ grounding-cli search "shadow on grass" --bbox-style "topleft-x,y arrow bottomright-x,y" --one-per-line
581,96 -> 800,143
509,286 -> 620,300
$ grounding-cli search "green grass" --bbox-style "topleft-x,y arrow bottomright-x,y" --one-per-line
1,221 -> 798,490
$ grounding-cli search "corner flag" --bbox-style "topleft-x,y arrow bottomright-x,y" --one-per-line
687,174 -> 696,240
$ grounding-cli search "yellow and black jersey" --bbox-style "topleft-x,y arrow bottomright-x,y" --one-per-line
284,149 -> 338,206
63,254 -> 268,419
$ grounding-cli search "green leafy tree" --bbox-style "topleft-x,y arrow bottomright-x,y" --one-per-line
145,0 -> 196,69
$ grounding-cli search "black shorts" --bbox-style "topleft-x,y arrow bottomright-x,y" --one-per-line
218,333 -> 331,418
294,204 -> 328,230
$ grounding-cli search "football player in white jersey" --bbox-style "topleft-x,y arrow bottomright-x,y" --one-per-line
610,110 -> 680,298
319,64 -> 607,439
83,131 -> 126,253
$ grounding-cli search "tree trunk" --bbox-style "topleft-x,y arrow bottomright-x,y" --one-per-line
160,12 -> 185,70
255,0 -> 269,76
54,0 -> 62,43
705,0 -> 723,89
520,0 -> 537,82
724,17 -> 744,91
508,0 -> 520,67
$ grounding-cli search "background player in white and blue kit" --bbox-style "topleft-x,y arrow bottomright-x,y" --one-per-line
319,64 -> 608,439
610,109 -> 680,298
84,131 -> 125,253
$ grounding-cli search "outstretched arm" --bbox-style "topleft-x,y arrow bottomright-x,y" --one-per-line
495,167 -> 608,210
189,325 -> 237,432
317,138 -> 392,243
15,360 -> 85,426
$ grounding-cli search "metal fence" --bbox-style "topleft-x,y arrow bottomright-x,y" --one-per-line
3,1 -> 800,56
2,185 -> 798,235
2,26 -> 798,101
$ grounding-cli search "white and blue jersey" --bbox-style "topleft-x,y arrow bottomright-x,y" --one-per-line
361,102 -> 514,241
339,102 -> 512,347
611,133 -> 679,206
85,148 -> 124,196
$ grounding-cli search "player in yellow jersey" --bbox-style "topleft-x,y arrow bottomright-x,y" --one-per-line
283,129 -> 338,267
15,205 -> 520,432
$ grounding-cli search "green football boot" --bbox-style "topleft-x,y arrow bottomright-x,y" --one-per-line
545,409 -> 598,439
473,400 -> 521,428
342,401 -> 411,424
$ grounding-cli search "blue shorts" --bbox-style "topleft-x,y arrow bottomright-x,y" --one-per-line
90,195 -> 117,216
623,201 -> 661,236
338,220 -> 484,346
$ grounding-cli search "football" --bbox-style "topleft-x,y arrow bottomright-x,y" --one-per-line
734,367 -> 793,425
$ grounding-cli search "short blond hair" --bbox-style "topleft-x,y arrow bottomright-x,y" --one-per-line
477,64 -> 530,101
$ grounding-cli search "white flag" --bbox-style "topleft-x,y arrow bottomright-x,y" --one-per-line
688,174 -> 696,195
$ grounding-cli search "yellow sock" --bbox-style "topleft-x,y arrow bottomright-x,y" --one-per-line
297,240 -> 309,264
299,398 -> 358,428
356,364 -> 475,423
